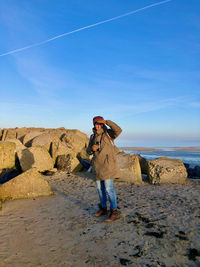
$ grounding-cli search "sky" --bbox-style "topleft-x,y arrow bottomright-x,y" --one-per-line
0,0 -> 200,147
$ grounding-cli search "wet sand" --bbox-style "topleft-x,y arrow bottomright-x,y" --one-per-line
0,172 -> 200,267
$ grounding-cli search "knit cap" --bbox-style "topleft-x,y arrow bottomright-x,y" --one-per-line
93,116 -> 104,125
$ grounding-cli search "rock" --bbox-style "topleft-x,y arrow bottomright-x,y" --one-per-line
18,146 -> 54,172
0,168 -> 53,201
65,129 -> 89,142
1,127 -> 46,143
0,129 -> 2,141
43,168 -> 58,176
1,129 -> 8,141
2,128 -> 17,140
147,157 -> 188,184
56,153 -> 82,172
194,165 -> 200,178
23,131 -> 44,146
116,152 -> 143,184
78,148 -> 90,160
184,163 -> 190,169
187,165 -> 200,179
46,128 -> 68,139
136,154 -> 148,174
0,142 -> 19,182
0,142 -> 16,169
6,139 -> 26,152
17,127 -> 45,143
50,136 -> 72,163
61,131 -> 88,152
15,127 -> 30,141
31,133 -> 56,150
4,139 -> 25,173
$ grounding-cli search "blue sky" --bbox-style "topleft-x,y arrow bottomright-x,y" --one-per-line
0,0 -> 199,146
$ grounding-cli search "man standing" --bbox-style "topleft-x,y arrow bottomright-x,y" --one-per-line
87,116 -> 122,222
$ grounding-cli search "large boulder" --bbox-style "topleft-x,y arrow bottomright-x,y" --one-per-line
2,128 -> 17,140
0,142 -> 16,170
6,139 -> 26,173
65,129 -> 89,142
0,168 -> 53,201
1,129 -> 7,141
186,165 -> 200,179
56,153 -> 82,173
23,131 -> 44,146
46,128 -> 68,139
6,139 -> 26,152
18,146 -> 54,172
61,131 -> 88,152
116,152 -> 143,184
15,127 -> 30,141
136,154 -> 148,174
50,136 -> 72,163
31,133 -> 56,150
147,157 -> 188,184
17,127 -> 45,143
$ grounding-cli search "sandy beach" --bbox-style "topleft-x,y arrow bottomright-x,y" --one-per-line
0,172 -> 200,267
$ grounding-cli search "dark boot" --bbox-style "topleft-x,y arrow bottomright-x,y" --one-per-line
105,209 -> 118,222
94,205 -> 107,217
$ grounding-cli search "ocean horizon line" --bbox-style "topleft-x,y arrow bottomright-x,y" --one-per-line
119,146 -> 200,152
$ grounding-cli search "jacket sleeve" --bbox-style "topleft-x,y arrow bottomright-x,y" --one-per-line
106,120 -> 122,139
86,135 -> 94,155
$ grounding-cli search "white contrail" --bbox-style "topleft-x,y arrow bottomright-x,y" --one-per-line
0,0 -> 172,57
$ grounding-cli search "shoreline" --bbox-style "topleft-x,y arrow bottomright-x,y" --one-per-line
119,146 -> 200,152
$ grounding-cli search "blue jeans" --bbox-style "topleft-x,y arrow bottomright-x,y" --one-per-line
96,179 -> 117,210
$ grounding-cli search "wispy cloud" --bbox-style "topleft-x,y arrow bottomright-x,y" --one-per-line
189,102 -> 200,108
14,53 -> 71,96
115,64 -> 200,83
0,0 -> 172,57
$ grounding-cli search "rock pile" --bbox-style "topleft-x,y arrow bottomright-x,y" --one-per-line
0,127 -> 89,204
0,126 -> 192,206
0,127 -> 89,177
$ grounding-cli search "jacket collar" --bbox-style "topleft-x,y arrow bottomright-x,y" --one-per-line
93,127 -> 104,136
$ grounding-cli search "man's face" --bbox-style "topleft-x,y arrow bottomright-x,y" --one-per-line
95,123 -> 103,131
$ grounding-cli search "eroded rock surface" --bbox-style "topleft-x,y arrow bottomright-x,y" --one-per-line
0,142 -> 16,170
56,153 -> 82,172
61,131 -> 88,152
147,157 -> 188,184
50,136 -> 72,163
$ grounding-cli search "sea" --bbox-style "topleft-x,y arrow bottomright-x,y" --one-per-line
123,148 -> 200,168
